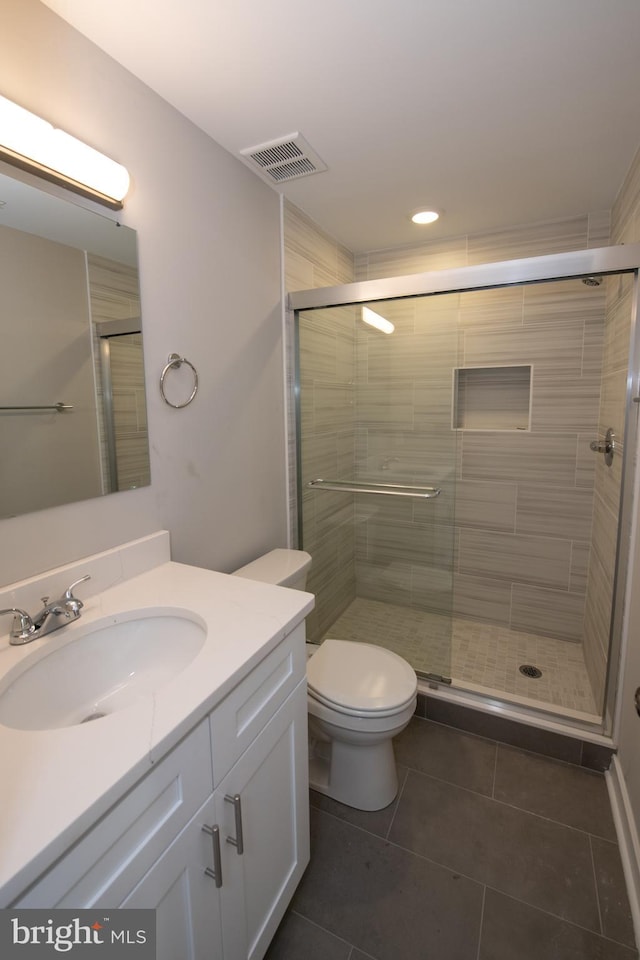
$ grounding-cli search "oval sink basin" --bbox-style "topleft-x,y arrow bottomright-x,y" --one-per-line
0,608 -> 207,731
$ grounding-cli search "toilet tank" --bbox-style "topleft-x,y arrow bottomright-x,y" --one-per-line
231,548 -> 312,591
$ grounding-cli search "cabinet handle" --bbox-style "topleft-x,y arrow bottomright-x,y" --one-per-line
202,824 -> 223,887
224,794 -> 244,855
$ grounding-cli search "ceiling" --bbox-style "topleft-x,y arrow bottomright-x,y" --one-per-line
41,0 -> 640,253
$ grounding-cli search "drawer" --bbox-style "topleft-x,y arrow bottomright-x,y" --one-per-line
14,718 -> 214,908
210,623 -> 306,784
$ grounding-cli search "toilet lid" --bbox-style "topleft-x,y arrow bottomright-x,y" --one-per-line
307,638 -> 417,715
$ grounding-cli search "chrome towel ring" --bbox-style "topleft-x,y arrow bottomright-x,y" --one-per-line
159,353 -> 199,408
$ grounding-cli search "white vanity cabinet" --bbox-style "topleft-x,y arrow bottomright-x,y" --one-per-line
12,625 -> 310,960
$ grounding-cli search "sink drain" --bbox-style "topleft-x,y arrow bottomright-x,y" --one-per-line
81,711 -> 107,723
519,664 -> 542,679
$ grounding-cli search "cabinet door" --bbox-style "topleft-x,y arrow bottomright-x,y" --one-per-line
122,795 -> 223,960
216,680 -> 309,960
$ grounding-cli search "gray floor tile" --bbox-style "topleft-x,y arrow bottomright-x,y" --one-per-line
309,767 -> 408,839
264,911 -> 352,960
494,744 -> 617,838
591,836 -> 637,949
292,807 -> 484,960
479,888 -> 638,960
389,769 -> 601,931
394,716 -> 497,796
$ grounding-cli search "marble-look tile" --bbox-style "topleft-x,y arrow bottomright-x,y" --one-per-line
530,376 -> 601,433
467,216 -> 589,265
463,321 -> 585,376
364,236 -> 469,279
515,484 -> 594,541
458,528 -> 572,589
569,541 -> 591,595
523,277 -> 607,325
461,431 -> 578,485
452,573 -> 512,625
454,479 -> 517,533
510,584 -> 585,641
459,285 -> 524,328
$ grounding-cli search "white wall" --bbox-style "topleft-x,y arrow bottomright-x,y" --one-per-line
0,0 -> 287,585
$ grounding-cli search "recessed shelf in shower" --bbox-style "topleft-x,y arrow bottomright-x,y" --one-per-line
452,364 -> 532,431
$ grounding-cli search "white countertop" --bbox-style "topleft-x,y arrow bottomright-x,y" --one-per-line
0,559 -> 314,905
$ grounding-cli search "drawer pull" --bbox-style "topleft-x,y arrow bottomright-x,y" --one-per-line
202,824 -> 223,887
224,794 -> 244,855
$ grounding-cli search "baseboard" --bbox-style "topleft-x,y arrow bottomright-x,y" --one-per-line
606,755 -> 640,949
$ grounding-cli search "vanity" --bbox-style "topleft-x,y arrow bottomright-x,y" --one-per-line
0,532 -> 314,960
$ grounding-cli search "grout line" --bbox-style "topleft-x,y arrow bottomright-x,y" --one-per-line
313,803 -> 617,946
589,834 -> 605,936
385,766 -> 408,840
288,909 -> 356,954
491,742 -> 499,799
475,886 -> 487,960
314,804 -> 628,949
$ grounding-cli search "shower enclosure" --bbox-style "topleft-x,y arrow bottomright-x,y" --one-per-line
290,244 -> 640,737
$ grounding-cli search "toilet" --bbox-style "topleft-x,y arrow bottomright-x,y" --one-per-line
232,548 -> 417,811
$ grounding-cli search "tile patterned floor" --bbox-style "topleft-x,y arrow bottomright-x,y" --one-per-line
320,597 -> 598,717
265,716 -> 637,960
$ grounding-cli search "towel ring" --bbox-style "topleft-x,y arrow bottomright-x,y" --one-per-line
160,353 -> 199,408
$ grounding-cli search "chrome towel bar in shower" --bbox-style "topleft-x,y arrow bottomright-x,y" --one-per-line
0,402 -> 73,412
307,478 -> 441,499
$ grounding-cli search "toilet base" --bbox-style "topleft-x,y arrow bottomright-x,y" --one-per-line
308,733 -> 399,811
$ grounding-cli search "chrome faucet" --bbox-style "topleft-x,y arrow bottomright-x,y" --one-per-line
0,575 -> 91,645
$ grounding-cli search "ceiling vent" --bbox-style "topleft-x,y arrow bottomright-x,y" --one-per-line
240,133 -> 327,185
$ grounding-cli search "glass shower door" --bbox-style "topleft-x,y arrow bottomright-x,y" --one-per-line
297,292 -> 459,682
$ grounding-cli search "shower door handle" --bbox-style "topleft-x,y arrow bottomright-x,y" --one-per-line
634,687 -> 640,718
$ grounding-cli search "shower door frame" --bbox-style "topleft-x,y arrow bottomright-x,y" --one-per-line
290,243 -> 640,739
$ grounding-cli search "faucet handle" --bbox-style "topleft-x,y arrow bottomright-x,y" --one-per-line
0,608 -> 35,641
64,575 -> 91,599
64,575 -> 91,612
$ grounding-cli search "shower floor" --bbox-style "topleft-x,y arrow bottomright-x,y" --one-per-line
320,597 -> 599,719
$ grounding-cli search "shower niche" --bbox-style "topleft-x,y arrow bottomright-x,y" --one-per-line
452,364 -> 532,431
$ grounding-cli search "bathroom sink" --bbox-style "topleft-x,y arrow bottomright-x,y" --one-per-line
0,608 -> 207,731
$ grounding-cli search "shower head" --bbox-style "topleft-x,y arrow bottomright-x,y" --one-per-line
582,275 -> 603,287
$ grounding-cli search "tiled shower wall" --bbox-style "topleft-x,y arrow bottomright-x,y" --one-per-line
355,214 -> 616,696
283,202 -> 356,640
287,201 -> 640,704
352,280 -> 608,648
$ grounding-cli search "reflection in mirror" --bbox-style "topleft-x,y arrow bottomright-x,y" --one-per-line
0,171 -> 150,519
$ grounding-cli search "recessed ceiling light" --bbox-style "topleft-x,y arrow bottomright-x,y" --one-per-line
411,209 -> 440,225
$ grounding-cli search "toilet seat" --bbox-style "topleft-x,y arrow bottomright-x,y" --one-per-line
307,638 -> 417,718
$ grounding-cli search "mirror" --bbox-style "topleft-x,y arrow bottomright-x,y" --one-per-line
0,171 -> 150,519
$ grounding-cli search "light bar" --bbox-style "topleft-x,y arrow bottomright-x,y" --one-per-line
0,95 -> 130,210
362,306 -> 394,335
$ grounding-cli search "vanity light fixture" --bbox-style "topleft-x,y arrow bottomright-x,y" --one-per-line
362,306 -> 394,335
0,95 -> 130,210
411,209 -> 440,225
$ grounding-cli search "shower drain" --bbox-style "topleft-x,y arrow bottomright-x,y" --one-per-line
519,664 -> 543,679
